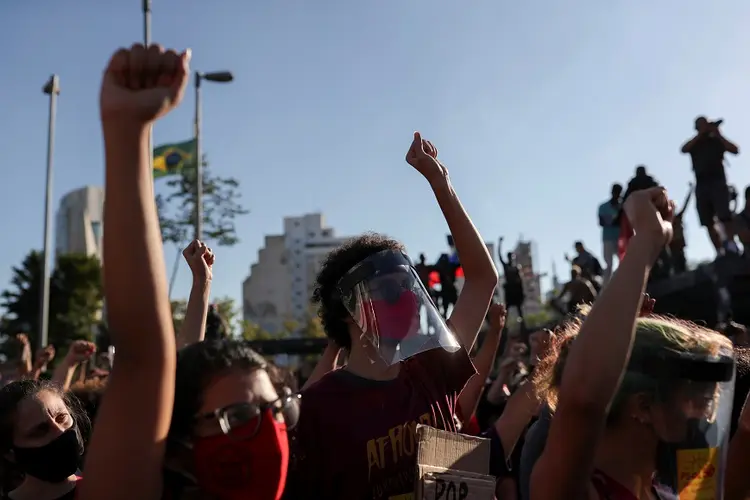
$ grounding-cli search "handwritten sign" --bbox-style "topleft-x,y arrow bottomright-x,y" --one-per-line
421,472 -> 495,500
676,447 -> 718,500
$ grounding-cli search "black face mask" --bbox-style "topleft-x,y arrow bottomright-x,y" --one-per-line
655,419 -> 710,490
13,428 -> 83,483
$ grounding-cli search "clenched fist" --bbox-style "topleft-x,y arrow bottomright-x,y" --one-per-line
100,43 -> 190,124
183,239 -> 214,283
623,187 -> 674,260
66,340 -> 97,364
405,132 -> 449,183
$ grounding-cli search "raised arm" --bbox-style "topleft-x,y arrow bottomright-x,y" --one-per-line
530,188 -> 674,500
405,132 -> 498,349
78,44 -> 189,500
458,303 -> 505,422
677,183 -> 694,219
497,238 -> 507,266
681,134 -> 702,153
176,239 -> 214,349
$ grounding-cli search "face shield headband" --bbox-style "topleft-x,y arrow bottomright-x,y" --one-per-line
627,351 -> 736,499
336,249 -> 460,365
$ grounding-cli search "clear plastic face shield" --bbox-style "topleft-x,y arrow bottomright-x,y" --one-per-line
337,249 -> 461,365
629,350 -> 736,499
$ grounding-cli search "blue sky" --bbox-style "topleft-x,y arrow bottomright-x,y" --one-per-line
2,1 -> 750,314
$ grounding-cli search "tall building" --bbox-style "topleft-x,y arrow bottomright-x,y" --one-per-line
512,239 -> 545,316
55,186 -> 104,260
242,213 -> 351,334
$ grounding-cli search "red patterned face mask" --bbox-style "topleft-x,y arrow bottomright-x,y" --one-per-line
192,408 -> 289,500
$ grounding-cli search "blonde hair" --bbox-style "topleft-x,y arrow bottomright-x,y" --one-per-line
534,307 -> 731,422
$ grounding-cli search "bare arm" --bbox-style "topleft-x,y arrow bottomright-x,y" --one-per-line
718,133 -> 739,155
176,280 -> 210,349
724,391 -> 750,500
175,240 -> 214,349
406,133 -> 498,350
677,185 -> 694,219
458,304 -> 505,422
493,381 -> 541,460
531,189 -> 671,500
681,134 -> 702,153
79,45 -> 189,500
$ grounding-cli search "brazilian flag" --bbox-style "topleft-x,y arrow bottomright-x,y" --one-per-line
153,139 -> 197,178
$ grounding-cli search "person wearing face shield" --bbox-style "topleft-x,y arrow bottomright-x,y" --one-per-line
164,340 -> 300,500
283,133 -> 498,500
533,309 -> 735,499
530,188 -> 737,500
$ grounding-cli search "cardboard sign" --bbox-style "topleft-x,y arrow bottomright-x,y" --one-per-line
676,447 -> 718,500
414,425 -> 496,500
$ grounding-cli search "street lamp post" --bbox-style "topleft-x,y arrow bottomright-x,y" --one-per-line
142,0 -> 153,168
194,70 -> 233,241
39,75 -> 60,351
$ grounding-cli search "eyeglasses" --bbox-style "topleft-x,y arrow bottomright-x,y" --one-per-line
194,390 -> 301,438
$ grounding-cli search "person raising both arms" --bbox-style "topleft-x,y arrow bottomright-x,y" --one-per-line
284,133 -> 498,499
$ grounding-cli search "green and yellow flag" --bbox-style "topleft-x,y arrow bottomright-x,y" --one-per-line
153,139 -> 197,178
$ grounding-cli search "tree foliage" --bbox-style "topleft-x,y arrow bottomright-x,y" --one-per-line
170,296 -> 240,339
156,155 -> 248,247
0,251 -> 103,355
241,315 -> 325,341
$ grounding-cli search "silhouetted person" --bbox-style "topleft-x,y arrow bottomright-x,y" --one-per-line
566,241 -> 602,288
498,237 -> 525,321
598,183 -> 622,282
668,184 -> 694,274
434,254 -> 457,318
735,186 -> 750,254
681,116 -> 740,254
556,265 -> 597,314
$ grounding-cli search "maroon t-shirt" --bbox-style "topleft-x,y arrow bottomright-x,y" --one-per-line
285,347 -> 476,500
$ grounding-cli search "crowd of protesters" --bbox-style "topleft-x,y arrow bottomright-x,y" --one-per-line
1,42 -> 750,500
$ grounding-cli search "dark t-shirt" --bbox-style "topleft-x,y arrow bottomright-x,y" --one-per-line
690,136 -> 726,181
285,348 -> 476,500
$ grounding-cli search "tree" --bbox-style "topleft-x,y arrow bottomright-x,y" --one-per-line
0,251 -> 103,355
156,155 -> 248,247
170,296 -> 241,340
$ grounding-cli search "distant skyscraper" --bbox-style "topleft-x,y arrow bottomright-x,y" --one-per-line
513,240 -> 544,316
242,213 -> 352,334
55,186 -> 104,260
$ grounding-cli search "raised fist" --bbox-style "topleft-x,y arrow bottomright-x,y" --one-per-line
15,333 -> 29,346
639,293 -> 656,317
405,132 -> 448,183
34,345 -> 56,368
100,43 -> 190,124
182,239 -> 214,282
623,187 -> 674,257
67,340 -> 96,363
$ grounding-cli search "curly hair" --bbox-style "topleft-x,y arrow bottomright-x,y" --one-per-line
311,233 -> 405,349
533,312 -> 732,426
170,339 -> 269,440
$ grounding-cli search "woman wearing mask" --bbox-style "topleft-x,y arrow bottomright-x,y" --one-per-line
0,380 -> 87,500
530,188 -> 735,500
164,339 -> 299,499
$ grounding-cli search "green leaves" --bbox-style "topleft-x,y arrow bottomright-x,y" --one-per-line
0,251 -> 103,358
